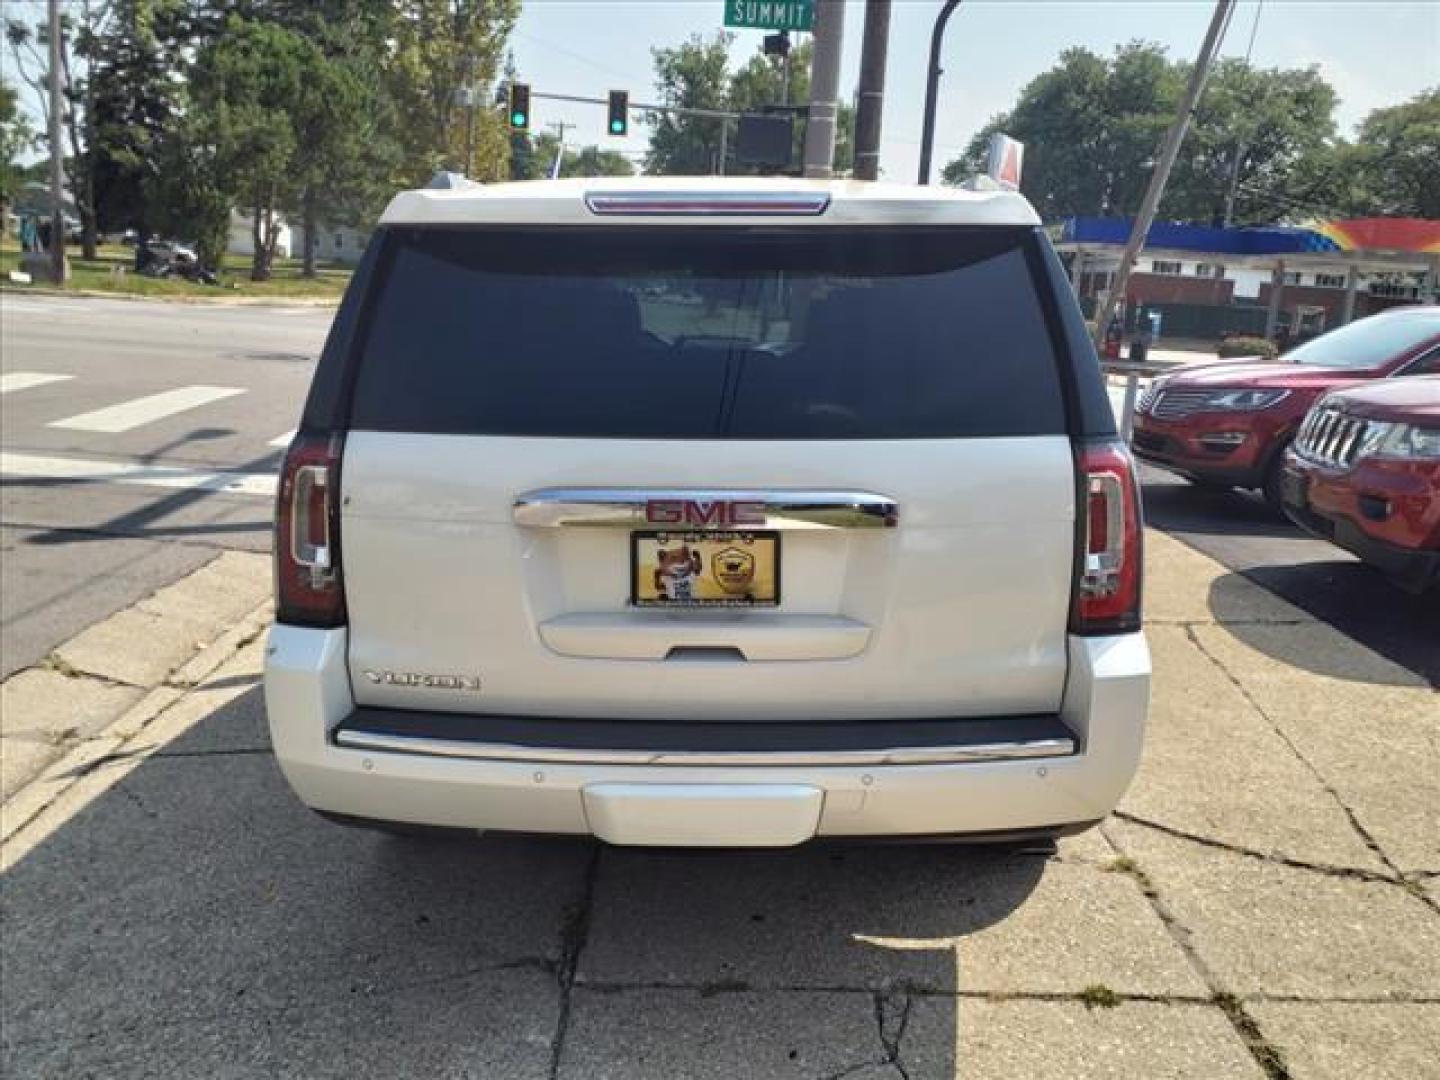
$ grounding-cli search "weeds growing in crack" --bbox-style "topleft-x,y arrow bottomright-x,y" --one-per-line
1079,984 -> 1122,1009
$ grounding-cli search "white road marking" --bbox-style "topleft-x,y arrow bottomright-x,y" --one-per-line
0,452 -> 277,498
0,372 -> 74,395
268,428 -> 297,448
48,385 -> 246,433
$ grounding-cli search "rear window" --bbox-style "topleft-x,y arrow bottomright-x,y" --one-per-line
349,226 -> 1067,439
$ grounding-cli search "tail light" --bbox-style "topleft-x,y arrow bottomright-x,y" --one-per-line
275,432 -> 346,626
1071,440 -> 1142,634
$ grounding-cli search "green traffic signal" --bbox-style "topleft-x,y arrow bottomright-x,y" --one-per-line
607,90 -> 628,138
508,83 -> 530,131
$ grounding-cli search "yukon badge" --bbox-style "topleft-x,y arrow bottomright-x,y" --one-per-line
363,670 -> 482,692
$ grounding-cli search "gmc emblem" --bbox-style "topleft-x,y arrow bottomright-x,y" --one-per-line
645,499 -> 766,527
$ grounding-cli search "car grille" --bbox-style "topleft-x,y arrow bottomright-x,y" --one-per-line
1294,406 -> 1371,469
1148,389 -> 1217,420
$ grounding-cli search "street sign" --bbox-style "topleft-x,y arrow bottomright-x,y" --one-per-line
986,132 -> 1024,191
724,0 -> 814,32
736,113 -> 794,167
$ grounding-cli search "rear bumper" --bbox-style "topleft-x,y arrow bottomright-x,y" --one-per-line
263,625 -> 1150,846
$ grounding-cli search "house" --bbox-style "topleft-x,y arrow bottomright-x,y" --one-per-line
227,210 -> 292,260
313,223 -> 371,267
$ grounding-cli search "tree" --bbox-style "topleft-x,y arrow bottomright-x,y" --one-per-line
941,43 -> 1180,219
1349,88 -> 1440,218
939,42 -> 1343,226
187,17 -> 315,280
1,79 -> 37,210
646,34 -> 854,177
384,0 -> 521,186
645,32 -> 732,176
85,0 -> 189,241
510,131 -> 634,180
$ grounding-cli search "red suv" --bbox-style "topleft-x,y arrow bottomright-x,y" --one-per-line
1132,307 -> 1440,507
1281,377 -> 1440,592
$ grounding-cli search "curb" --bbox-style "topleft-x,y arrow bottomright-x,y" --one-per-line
0,597 -> 273,848
1,285 -> 341,308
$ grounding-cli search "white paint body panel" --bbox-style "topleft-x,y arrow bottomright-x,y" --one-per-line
339,433 -> 1076,720
264,625 -> 1149,844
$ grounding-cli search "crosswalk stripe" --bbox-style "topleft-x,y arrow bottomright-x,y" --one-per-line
269,429 -> 298,448
0,451 -> 277,498
48,385 -> 246,433
1,372 -> 74,395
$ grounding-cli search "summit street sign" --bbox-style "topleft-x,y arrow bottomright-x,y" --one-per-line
724,0 -> 814,32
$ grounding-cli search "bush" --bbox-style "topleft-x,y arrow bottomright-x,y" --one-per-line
1217,336 -> 1278,360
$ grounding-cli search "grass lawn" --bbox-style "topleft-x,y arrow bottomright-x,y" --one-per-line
0,240 -> 351,301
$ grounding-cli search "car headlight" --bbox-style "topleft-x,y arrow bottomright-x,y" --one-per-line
1369,423 -> 1440,460
1198,389 -> 1290,411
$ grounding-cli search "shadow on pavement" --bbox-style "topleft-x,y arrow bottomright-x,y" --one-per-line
1208,567 -> 1439,688
2,686 -> 1047,1078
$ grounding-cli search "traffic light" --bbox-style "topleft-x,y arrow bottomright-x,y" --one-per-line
508,83 -> 530,130
607,90 -> 628,137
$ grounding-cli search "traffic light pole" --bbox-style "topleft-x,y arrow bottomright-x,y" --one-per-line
917,0 -> 963,185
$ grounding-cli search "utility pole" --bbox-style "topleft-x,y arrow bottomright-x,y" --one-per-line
853,0 -> 891,181
46,0 -> 68,284
1091,0 -> 1234,351
547,121 -> 573,179
802,0 -> 845,178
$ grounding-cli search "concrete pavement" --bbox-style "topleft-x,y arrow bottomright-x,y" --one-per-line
2,526 -> 1435,1078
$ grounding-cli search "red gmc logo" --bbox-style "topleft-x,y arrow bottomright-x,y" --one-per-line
645,499 -> 766,527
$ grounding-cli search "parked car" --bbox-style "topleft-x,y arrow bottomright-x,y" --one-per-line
1132,306 -> 1440,507
1281,377 -> 1440,592
263,176 -> 1150,848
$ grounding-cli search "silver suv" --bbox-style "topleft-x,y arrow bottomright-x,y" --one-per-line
264,177 -> 1149,847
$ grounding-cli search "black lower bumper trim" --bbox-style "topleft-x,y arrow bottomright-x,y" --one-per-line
334,707 -> 1076,764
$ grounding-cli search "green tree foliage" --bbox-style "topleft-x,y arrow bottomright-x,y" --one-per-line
0,79 -> 37,209
85,0 -> 188,238
385,0 -> 521,185
646,32 -> 733,176
940,42 -> 1344,226
1349,87 -> 1440,218
646,34 -> 854,177
513,132 -> 635,179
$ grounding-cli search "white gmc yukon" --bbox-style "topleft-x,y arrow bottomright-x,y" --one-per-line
263,176 -> 1150,848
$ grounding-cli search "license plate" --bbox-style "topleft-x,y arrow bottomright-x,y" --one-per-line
1280,468 -> 1309,509
631,531 -> 780,608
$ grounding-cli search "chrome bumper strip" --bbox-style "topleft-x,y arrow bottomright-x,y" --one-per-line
332,729 -> 1075,767
512,488 -> 899,530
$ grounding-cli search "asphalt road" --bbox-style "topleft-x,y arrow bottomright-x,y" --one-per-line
2,293 -> 1435,685
0,293 -> 331,677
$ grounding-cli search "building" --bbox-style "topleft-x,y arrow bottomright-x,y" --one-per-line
227,210 -> 293,261
1058,217 -> 1440,343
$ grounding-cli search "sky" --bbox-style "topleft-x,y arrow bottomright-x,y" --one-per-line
7,0 -> 1437,179
510,0 -> 1440,179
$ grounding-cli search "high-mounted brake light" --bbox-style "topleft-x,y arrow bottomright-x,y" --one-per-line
275,432 -> 346,626
1071,440 -> 1142,635
584,191 -> 831,216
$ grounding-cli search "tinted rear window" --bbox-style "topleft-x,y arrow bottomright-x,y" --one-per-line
349,227 -> 1066,439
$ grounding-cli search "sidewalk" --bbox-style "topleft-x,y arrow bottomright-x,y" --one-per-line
2,532 -> 1435,1078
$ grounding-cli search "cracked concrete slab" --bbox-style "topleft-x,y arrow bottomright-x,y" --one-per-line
1109,821 -> 1440,998
1122,624 -> 1387,872
0,667 -> 141,800
900,998 -> 1269,1080
1191,622 -> 1440,874
51,551 -> 269,689
2,967 -> 560,1080
556,987 -> 897,1080
1247,1002 -> 1440,1080
579,839 -> 1206,998
1,748 -> 592,1058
